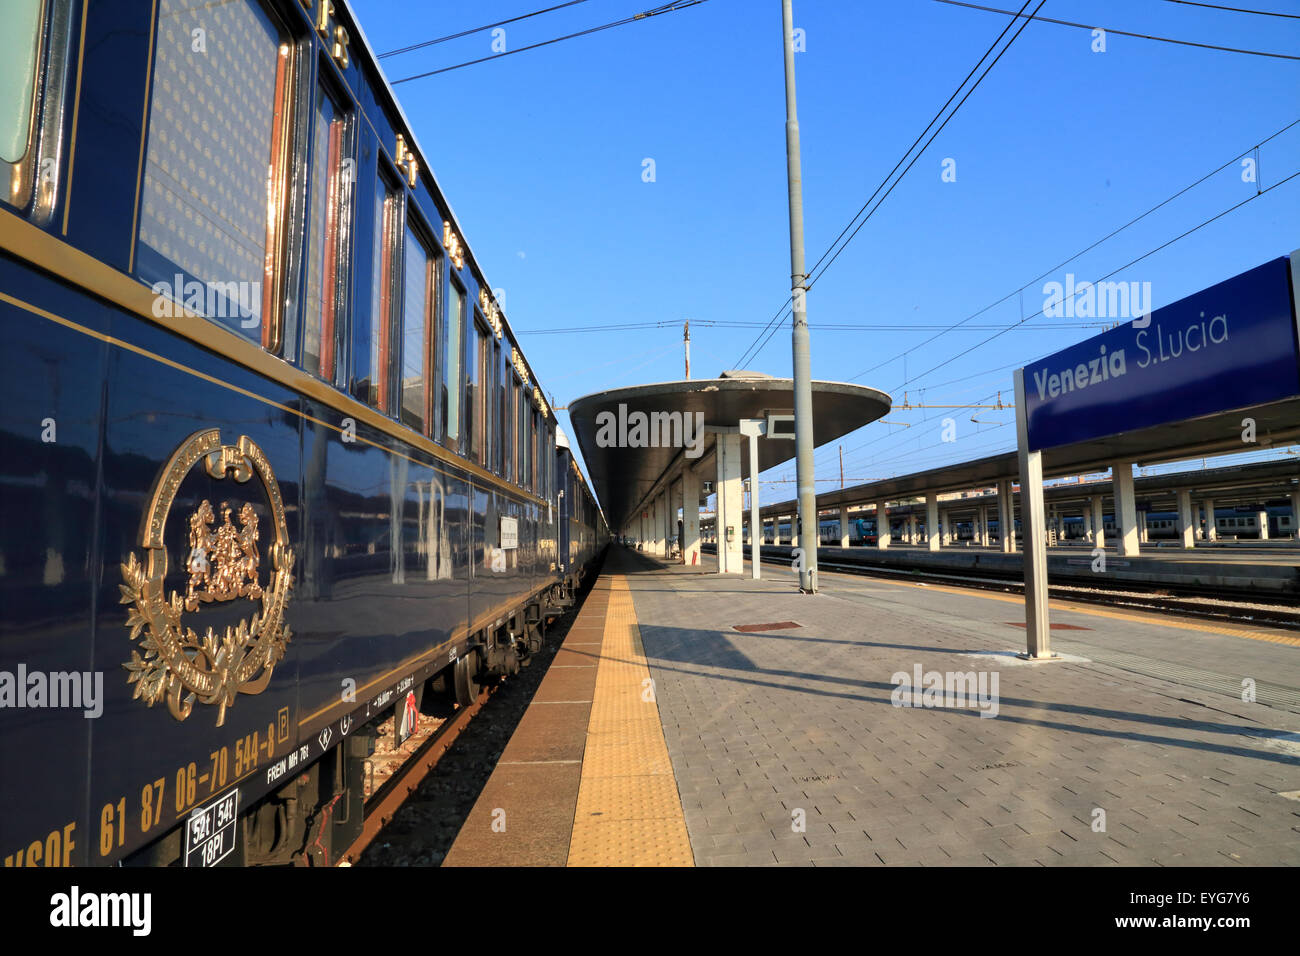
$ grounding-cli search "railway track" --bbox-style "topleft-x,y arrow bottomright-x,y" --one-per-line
701,545 -> 1300,630
339,683 -> 495,865
337,567 -> 602,866
810,557 -> 1300,629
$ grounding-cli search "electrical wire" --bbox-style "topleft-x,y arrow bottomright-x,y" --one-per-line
731,0 -> 1043,369
1157,0 -> 1300,20
847,116 -> 1300,383
897,168 -> 1300,390
391,1 -> 709,84
378,1 -> 596,59
934,0 -> 1300,59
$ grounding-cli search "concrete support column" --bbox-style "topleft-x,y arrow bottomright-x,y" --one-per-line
839,506 -> 850,548
1204,498 -> 1217,541
682,468 -> 701,567
656,496 -> 665,555
1112,462 -> 1140,557
657,496 -> 666,555
1292,490 -> 1300,541
1138,510 -> 1149,544
1177,489 -> 1195,549
1014,369 -> 1051,658
1082,508 -> 1093,544
876,504 -> 890,549
1257,509 -> 1270,541
995,481 -> 1011,553
926,495 -> 940,553
745,426 -> 761,580
716,432 -> 743,573
980,506 -> 990,547
940,510 -> 950,546
661,488 -> 672,557
1091,495 -> 1105,550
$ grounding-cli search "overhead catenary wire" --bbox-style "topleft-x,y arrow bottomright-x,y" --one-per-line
933,0 -> 1300,60
896,168 -> 1300,391
802,0 -> 1045,290
847,116 -> 1300,383
1157,0 -> 1300,17
731,0 -> 1043,369
378,1 -> 596,59
390,1 -> 709,84
516,320 -> 1114,334
737,0 -> 1048,368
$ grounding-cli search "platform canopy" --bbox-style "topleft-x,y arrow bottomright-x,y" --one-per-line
568,372 -> 890,531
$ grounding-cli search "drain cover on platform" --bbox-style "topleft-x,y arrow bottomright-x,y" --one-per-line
732,621 -> 802,633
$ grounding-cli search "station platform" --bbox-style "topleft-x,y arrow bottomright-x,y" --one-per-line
446,545 -> 1300,866
744,542 -> 1300,597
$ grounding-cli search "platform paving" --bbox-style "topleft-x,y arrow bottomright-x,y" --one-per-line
622,547 -> 1300,866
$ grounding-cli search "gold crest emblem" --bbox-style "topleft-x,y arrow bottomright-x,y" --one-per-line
120,430 -> 295,726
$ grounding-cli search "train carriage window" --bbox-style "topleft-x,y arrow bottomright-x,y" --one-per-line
519,380 -> 531,491
491,339 -> 503,473
443,279 -> 465,448
364,176 -> 401,412
501,358 -> 515,482
0,0 -> 45,166
467,315 -> 489,466
511,372 -> 523,484
1,0 -> 72,221
137,0 -> 298,345
295,79 -> 355,383
532,410 -> 541,492
546,425 -> 555,502
399,224 -> 436,433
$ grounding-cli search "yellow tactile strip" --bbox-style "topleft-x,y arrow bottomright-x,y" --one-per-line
567,574 -> 694,867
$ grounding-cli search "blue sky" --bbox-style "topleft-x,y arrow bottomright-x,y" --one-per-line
351,0 -> 1300,505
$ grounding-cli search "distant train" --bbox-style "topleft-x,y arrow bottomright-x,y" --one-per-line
748,503 -> 1297,546
1081,505 -> 1296,540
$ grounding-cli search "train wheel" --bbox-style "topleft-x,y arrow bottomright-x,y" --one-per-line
453,652 -> 481,707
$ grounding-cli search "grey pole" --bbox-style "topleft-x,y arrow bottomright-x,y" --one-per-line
749,430 -> 761,580
781,0 -> 817,593
684,320 -> 691,380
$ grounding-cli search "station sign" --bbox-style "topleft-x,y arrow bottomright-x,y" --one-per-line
1023,256 -> 1299,451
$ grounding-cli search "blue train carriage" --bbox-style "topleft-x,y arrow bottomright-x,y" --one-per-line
555,427 -> 606,598
0,0 -> 603,867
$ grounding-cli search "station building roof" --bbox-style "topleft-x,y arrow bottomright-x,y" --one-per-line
567,372 -> 890,530
705,456 -> 1299,525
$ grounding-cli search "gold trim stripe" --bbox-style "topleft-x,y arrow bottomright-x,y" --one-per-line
126,0 -> 159,273
567,574 -> 693,866
0,209 -> 547,506
61,0 -> 90,236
